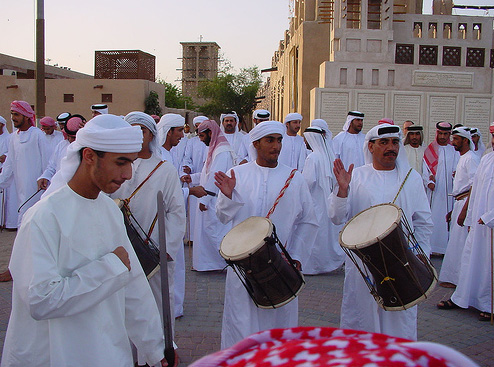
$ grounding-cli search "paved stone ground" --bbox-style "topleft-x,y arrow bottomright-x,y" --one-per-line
0,234 -> 493,366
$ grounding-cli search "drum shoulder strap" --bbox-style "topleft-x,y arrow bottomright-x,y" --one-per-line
392,168 -> 413,204
266,169 -> 297,219
126,160 -> 165,204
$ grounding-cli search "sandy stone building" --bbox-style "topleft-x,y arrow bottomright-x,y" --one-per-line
265,0 -> 494,143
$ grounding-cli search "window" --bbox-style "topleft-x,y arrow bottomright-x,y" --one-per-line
466,48 -> 485,67
443,23 -> 452,39
102,94 -> 112,103
443,47 -> 461,66
395,44 -> 414,64
419,45 -> 438,65
347,0 -> 361,29
64,94 -> 74,103
367,0 -> 381,29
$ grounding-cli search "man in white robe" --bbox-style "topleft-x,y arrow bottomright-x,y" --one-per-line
40,116 -> 64,160
403,125 -> 426,174
220,111 -> 247,165
330,123 -> 432,340
112,112 -> 186,364
183,120 -> 234,271
1,114 -> 168,367
470,128 -> 486,159
215,120 -> 318,349
332,111 -> 366,169
439,127 -> 479,287
302,120 -> 344,274
239,109 -> 271,163
0,101 -> 50,282
423,122 -> 459,255
37,115 -> 84,192
0,116 -> 17,230
279,112 -> 308,171
438,127 -> 494,321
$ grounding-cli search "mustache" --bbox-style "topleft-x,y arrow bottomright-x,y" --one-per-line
384,151 -> 397,156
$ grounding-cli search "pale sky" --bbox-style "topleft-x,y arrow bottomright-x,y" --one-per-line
2,0 -> 492,86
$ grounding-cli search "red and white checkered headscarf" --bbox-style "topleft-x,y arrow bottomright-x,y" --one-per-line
191,327 -> 478,367
10,100 -> 35,126
198,119 -> 233,173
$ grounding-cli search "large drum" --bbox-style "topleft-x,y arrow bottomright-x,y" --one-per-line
115,199 -> 160,279
339,203 -> 437,311
220,216 -> 305,309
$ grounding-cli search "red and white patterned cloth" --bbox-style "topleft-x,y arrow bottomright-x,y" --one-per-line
190,327 -> 478,367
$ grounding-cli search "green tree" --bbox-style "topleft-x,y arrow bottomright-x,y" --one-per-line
144,91 -> 162,116
197,66 -> 262,122
157,80 -> 196,110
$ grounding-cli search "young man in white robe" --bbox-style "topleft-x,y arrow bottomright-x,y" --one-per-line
112,112 -> 186,365
1,114 -> 169,367
214,120 -> 318,349
183,120 -> 234,271
220,111 -> 247,165
470,128 -> 486,159
302,120 -> 344,274
423,122 -> 459,255
279,112 -> 308,171
403,125 -> 426,174
332,111 -> 366,169
439,127 -> 480,288
0,116 -> 17,230
330,123 -> 433,340
40,116 -> 64,160
437,126 -> 494,321
0,101 -> 50,282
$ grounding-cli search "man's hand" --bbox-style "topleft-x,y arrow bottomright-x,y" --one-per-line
0,155 -> 6,163
182,165 -> 191,174
445,211 -> 452,223
180,174 -> 191,184
189,186 -> 207,198
113,246 -> 131,271
214,170 -> 236,199
478,218 -> 485,225
428,182 -> 435,191
199,203 -> 207,212
333,158 -> 353,198
37,178 -> 49,191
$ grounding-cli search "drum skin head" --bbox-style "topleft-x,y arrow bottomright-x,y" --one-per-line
340,203 -> 401,249
220,217 -> 273,261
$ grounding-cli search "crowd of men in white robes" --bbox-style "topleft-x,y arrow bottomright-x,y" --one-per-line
1,99 -> 493,366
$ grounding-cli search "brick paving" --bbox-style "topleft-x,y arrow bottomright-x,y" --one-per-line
0,233 -> 493,366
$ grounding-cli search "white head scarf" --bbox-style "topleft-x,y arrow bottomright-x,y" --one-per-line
220,112 -> 239,134
0,116 -> 8,137
42,114 -> 143,198
364,123 -> 410,174
469,127 -> 486,154
157,113 -> 185,146
452,126 -> 475,151
284,113 -> 303,124
311,119 -> 335,159
124,111 -> 161,157
248,120 -> 286,160
343,111 -> 364,132
91,104 -> 109,115
304,126 -> 335,199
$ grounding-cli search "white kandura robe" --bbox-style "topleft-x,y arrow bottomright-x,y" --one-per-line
439,150 -> 479,285
302,152 -> 344,274
404,144 -> 426,175
0,131 -> 17,228
182,136 -> 208,242
160,147 -> 187,318
1,185 -> 165,367
451,152 -> 494,313
422,145 -> 458,254
39,139 -> 70,182
112,155 -> 185,363
330,164 -> 432,340
170,137 -> 188,174
42,130 -> 64,161
193,150 -> 234,271
224,131 -> 248,165
0,126 -> 49,225
332,131 -> 366,169
216,161 -> 318,349
278,134 -> 308,171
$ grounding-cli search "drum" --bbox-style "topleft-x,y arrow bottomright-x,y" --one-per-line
115,199 -> 160,279
220,216 -> 305,309
339,203 -> 437,311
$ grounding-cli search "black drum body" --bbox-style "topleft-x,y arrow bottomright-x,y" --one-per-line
340,203 -> 437,311
220,217 -> 304,309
